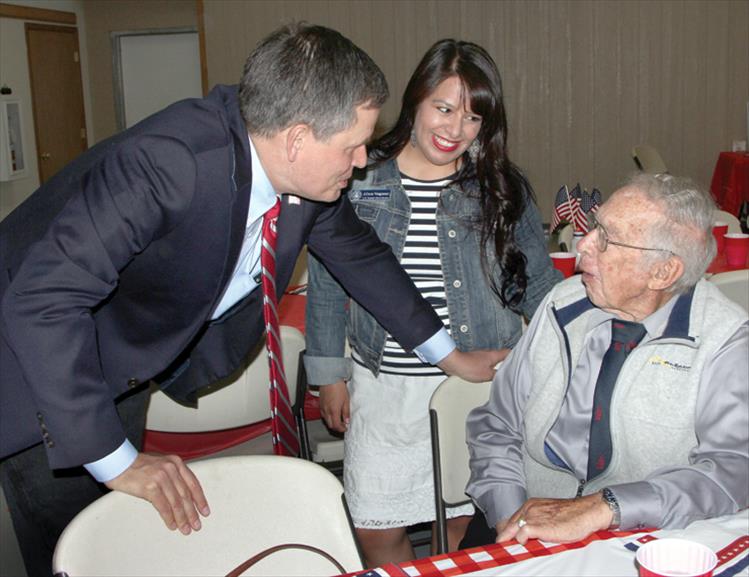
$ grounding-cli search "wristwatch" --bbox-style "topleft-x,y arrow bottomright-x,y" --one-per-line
601,488 -> 621,529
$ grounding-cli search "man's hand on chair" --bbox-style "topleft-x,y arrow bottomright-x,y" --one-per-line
105,452 -> 210,534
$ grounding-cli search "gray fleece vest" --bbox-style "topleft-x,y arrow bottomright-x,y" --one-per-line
522,277 -> 747,498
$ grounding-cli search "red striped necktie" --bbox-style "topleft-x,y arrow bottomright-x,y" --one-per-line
260,198 -> 300,456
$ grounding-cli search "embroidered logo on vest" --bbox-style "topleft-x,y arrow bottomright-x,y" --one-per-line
648,355 -> 691,372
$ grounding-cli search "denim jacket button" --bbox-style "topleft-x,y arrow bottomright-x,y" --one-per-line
448,229 -> 457,238
453,279 -> 462,288
459,324 -> 469,333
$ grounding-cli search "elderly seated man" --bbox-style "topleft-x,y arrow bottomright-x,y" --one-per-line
461,173 -> 748,548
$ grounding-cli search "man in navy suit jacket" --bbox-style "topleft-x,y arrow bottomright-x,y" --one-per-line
0,23 -> 504,575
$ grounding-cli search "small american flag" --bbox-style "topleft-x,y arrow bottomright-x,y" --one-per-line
566,184 -> 589,233
551,185 -> 579,232
576,188 -> 602,233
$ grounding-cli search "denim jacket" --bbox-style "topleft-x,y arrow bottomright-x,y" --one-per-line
304,158 -> 562,384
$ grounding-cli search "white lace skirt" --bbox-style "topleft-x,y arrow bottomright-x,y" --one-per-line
344,363 -> 474,529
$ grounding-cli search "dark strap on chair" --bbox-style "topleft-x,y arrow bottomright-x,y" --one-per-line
225,543 -> 345,577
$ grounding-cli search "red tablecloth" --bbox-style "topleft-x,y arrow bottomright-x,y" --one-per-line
710,151 -> 749,217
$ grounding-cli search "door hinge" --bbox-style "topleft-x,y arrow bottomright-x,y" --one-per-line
80,128 -> 86,139
73,51 -> 79,63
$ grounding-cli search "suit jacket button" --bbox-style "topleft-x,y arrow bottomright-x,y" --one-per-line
127,378 -> 139,388
46,439 -> 55,447
36,412 -> 44,421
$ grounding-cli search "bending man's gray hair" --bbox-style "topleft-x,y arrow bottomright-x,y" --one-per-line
239,22 -> 388,140
628,172 -> 717,292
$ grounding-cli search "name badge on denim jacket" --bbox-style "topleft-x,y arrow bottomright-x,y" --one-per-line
349,188 -> 390,201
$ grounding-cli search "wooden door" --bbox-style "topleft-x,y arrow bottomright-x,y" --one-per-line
25,23 -> 87,184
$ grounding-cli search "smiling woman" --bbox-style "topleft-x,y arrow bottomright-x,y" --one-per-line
303,38 -> 562,568
397,75 -> 482,179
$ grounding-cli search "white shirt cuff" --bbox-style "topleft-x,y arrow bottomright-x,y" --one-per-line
83,440 -> 138,483
413,327 -> 456,365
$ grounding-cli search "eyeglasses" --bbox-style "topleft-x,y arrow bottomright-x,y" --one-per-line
588,214 -> 677,256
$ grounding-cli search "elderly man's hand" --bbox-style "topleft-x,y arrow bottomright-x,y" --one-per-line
496,493 -> 613,545
105,452 -> 210,535
319,380 -> 350,432
437,348 -> 509,382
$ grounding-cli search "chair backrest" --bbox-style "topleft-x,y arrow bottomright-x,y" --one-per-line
146,326 -> 305,432
632,144 -> 668,174
429,375 -> 492,554
557,222 -> 574,252
295,341 -> 351,471
713,209 -> 742,234
53,455 -> 363,577
708,269 -> 749,311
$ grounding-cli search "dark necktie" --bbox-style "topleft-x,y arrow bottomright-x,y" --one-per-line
587,319 -> 646,481
260,198 -> 300,456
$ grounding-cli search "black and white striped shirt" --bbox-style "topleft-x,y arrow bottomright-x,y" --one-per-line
353,174 -> 455,376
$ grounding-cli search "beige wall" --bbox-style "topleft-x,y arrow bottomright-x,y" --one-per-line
0,0 -> 92,220
83,0 -> 197,141
202,0 -> 749,220
3,0 -> 746,221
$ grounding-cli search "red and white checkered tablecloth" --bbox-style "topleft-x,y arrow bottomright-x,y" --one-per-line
343,510 -> 749,577
343,529 -> 640,577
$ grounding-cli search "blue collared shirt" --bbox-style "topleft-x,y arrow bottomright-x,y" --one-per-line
211,137 -> 277,319
84,136 -> 455,482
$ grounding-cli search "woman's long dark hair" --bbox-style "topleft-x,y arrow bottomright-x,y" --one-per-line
371,39 -> 531,309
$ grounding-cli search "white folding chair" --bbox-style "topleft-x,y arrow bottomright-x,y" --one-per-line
632,144 -> 668,174
429,375 -> 492,554
295,340 -> 355,474
52,455 -> 363,577
708,269 -> 749,311
714,209 -> 743,234
556,222 -> 574,252
145,326 -> 305,457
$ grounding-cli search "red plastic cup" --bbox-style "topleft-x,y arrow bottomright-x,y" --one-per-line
636,539 -> 718,577
550,251 -> 577,278
724,233 -> 749,266
712,222 -> 728,254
